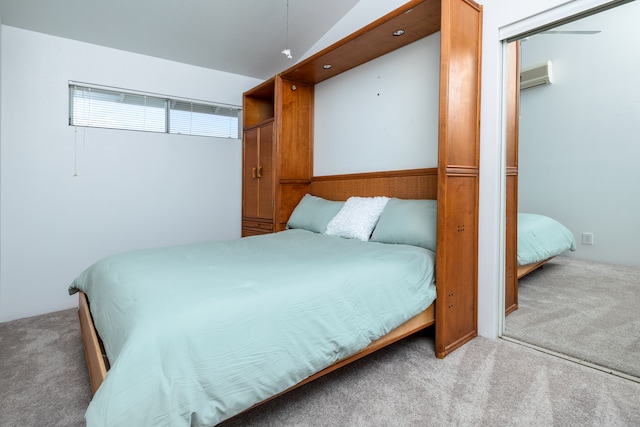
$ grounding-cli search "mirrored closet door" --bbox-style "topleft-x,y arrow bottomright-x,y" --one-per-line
502,0 -> 640,381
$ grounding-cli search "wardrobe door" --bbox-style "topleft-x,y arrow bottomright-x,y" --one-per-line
242,121 -> 275,236
256,122 -> 274,221
242,127 -> 260,220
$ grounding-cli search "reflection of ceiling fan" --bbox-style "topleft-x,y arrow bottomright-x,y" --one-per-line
540,30 -> 602,34
521,29 -> 601,42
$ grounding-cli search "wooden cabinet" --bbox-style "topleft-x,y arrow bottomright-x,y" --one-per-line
242,77 -> 313,237
242,121 -> 274,236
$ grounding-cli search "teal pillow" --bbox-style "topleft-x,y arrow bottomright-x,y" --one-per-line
370,198 -> 437,251
287,194 -> 344,234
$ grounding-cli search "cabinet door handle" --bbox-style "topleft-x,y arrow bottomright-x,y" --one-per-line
257,166 -> 263,178
252,167 -> 257,178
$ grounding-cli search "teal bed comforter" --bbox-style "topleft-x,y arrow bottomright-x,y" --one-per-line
69,229 -> 436,426
518,213 -> 576,265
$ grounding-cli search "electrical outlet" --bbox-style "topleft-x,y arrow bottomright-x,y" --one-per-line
582,232 -> 594,245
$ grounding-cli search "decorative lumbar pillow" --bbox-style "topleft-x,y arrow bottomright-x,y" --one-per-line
370,198 -> 437,251
325,196 -> 390,241
286,194 -> 345,233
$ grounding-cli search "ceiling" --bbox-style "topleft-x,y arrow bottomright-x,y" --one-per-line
0,0 -> 360,80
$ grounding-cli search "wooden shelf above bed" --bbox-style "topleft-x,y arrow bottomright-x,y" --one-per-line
279,1 -> 441,85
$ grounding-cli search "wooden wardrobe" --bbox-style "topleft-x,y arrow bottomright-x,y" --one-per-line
242,76 -> 313,237
242,0 -> 482,358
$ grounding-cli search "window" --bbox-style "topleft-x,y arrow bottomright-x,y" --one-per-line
69,82 -> 241,138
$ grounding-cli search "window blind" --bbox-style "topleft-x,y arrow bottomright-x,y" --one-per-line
69,83 -> 241,138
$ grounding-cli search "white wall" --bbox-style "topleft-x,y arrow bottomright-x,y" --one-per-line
0,26 -> 262,322
314,34 -> 440,175
518,1 -> 640,267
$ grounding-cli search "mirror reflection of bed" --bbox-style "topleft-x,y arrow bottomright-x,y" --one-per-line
503,0 -> 640,381
515,213 -> 575,280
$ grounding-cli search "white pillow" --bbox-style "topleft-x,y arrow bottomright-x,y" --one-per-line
325,196 -> 389,241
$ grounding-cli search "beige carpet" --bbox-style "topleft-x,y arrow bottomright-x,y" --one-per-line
1,308 -> 640,426
504,256 -> 640,380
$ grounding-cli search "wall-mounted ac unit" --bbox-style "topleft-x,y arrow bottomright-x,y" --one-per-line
520,61 -> 553,90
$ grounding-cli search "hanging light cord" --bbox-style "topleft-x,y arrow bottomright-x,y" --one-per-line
73,127 -> 79,177
282,0 -> 293,59
286,0 -> 289,45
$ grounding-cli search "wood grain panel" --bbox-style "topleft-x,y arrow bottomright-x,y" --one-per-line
276,78 -> 313,180
78,292 -> 107,394
258,122 -> 275,220
505,41 -> 520,315
310,168 -> 437,201
517,259 -> 551,279
436,174 -> 479,357
505,173 -> 518,315
434,0 -> 482,358
243,78 -> 275,128
506,42 -> 520,170
438,0 -> 482,168
242,127 -> 260,219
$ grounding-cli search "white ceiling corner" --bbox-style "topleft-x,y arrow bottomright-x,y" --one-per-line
0,0 -> 361,79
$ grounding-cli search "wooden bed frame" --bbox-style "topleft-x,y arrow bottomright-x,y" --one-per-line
517,257 -> 553,279
78,168 -> 440,395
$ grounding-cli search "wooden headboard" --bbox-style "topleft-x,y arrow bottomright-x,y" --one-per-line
309,168 -> 438,201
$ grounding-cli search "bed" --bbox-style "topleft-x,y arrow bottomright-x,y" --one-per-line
73,0 -> 484,421
517,213 -> 576,279
71,231 -> 435,425
71,170 -> 445,426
